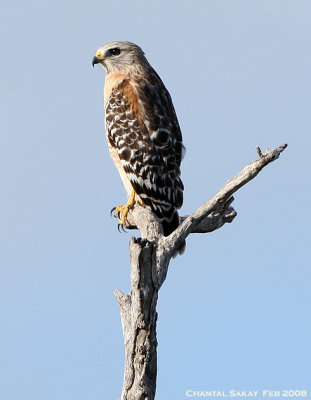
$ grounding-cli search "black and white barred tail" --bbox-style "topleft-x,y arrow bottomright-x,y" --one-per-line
145,199 -> 186,256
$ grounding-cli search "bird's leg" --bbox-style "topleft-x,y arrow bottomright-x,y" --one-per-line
138,198 -> 147,207
115,189 -> 136,225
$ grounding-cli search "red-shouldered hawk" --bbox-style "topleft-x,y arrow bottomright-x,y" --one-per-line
92,41 -> 185,247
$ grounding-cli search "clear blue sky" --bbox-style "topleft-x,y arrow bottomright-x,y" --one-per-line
0,1 -> 310,399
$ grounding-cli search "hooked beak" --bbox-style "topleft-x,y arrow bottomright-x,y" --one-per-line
92,56 -> 101,67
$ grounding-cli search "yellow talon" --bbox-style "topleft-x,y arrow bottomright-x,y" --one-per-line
115,189 -> 136,225
138,198 -> 146,207
115,205 -> 130,225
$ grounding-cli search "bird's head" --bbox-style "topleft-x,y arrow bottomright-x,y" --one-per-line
92,41 -> 148,74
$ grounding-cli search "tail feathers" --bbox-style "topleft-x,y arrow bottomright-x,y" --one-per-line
161,208 -> 179,236
143,199 -> 186,256
160,208 -> 186,257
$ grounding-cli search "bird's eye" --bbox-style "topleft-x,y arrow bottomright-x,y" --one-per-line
110,48 -> 121,56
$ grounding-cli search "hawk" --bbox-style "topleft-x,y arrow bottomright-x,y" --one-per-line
92,41 -> 185,247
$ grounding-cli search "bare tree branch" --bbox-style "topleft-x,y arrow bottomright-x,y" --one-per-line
120,196 -> 236,236
114,144 -> 287,399
115,238 -> 158,400
163,144 -> 287,257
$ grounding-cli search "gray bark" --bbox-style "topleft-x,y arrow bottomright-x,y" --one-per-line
114,144 -> 287,400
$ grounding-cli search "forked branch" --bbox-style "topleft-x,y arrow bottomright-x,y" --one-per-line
114,144 -> 287,400
117,143 -> 287,259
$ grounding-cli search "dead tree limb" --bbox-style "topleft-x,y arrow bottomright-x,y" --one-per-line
114,144 -> 287,400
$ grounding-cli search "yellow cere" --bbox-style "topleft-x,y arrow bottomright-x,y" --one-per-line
96,51 -> 101,58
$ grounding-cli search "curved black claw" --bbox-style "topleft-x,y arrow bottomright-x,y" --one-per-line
110,207 -> 116,216
117,223 -> 127,233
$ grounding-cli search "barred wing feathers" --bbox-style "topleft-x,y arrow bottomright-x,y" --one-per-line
105,71 -> 184,236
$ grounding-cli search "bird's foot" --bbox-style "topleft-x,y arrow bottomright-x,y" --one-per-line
114,204 -> 132,225
112,189 -> 137,226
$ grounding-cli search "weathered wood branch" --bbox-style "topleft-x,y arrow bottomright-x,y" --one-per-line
120,196 -> 237,236
114,238 -> 158,400
164,143 -> 288,258
114,144 -> 287,400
